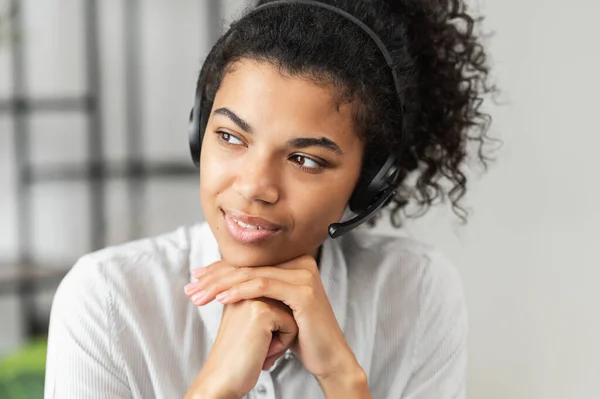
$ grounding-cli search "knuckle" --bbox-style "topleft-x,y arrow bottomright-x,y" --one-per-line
249,300 -> 267,312
240,267 -> 254,279
255,277 -> 269,291
298,269 -> 314,283
302,255 -> 318,270
228,284 -> 238,297
202,276 -> 215,288
249,301 -> 272,320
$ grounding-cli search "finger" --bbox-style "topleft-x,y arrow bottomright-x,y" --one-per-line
217,278 -> 310,314
262,303 -> 298,370
266,333 -> 287,357
185,262 -> 235,296
187,255 -> 317,297
263,336 -> 295,370
262,349 -> 292,370
267,329 -> 298,354
262,354 -> 281,370
187,269 -> 249,305
274,254 -> 319,272
191,260 -> 233,279
187,268 -> 276,305
228,267 -> 312,286
189,267 -> 314,305
267,301 -> 299,338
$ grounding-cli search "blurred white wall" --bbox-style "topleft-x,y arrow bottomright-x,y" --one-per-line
1,0 -> 599,398
375,0 -> 600,398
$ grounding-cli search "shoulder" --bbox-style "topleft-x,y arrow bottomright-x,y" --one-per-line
341,230 -> 467,379
85,223 -> 195,277
342,230 -> 464,298
53,223 -> 208,314
342,229 -> 466,334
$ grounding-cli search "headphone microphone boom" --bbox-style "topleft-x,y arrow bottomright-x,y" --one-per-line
188,0 -> 405,239
328,154 -> 399,238
328,185 -> 397,238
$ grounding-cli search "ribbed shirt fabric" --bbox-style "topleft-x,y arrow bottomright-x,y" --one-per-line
44,222 -> 467,399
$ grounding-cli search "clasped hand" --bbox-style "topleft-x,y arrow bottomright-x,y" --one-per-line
184,255 -> 359,398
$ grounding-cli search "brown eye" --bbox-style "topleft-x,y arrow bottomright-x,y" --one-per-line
290,154 -> 325,172
216,131 -> 244,146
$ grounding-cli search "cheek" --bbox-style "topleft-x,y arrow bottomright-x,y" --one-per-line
199,152 -> 232,216
285,187 -> 349,250
291,180 -> 353,227
200,145 -> 230,193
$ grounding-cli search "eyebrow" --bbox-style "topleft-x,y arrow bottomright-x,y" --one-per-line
212,107 -> 345,155
213,107 -> 254,134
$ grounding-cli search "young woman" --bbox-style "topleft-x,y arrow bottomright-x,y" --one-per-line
44,1 -> 495,398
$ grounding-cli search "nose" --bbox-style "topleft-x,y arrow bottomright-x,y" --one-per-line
231,151 -> 280,204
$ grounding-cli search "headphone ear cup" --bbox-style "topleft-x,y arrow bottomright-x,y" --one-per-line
188,97 -> 201,167
349,166 -> 384,213
188,94 -> 205,167
349,155 -> 399,213
188,108 -> 201,167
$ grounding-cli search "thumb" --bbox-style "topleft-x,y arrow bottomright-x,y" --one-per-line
265,330 -> 297,358
262,333 -> 296,370
262,304 -> 298,368
270,306 -> 298,349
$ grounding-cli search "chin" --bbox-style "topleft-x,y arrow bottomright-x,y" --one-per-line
215,232 -> 318,268
218,244 -> 281,267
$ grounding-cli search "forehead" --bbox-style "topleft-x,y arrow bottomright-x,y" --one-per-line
212,59 -> 362,148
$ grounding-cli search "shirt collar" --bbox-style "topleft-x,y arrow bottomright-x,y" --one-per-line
189,222 -> 349,345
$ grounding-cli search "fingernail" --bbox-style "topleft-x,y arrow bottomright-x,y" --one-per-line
191,290 -> 207,303
216,292 -> 228,302
184,282 -> 199,294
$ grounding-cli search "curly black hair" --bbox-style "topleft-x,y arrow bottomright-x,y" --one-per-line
196,0 -> 498,228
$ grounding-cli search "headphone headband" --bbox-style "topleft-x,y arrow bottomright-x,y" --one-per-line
251,0 -> 404,109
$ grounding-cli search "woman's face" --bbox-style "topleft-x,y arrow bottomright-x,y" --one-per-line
200,59 -> 363,267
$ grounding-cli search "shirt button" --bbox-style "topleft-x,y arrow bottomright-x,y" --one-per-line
256,384 -> 267,395
284,351 -> 293,360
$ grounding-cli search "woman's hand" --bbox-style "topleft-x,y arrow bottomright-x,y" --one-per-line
185,298 -> 298,399
185,255 -> 362,381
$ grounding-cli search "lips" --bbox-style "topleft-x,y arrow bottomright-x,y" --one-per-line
220,208 -> 282,244
222,209 -> 282,230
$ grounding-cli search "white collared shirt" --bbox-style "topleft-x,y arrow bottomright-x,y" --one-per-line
44,222 -> 466,399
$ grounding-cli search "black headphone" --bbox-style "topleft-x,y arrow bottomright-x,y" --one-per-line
189,0 -> 405,239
